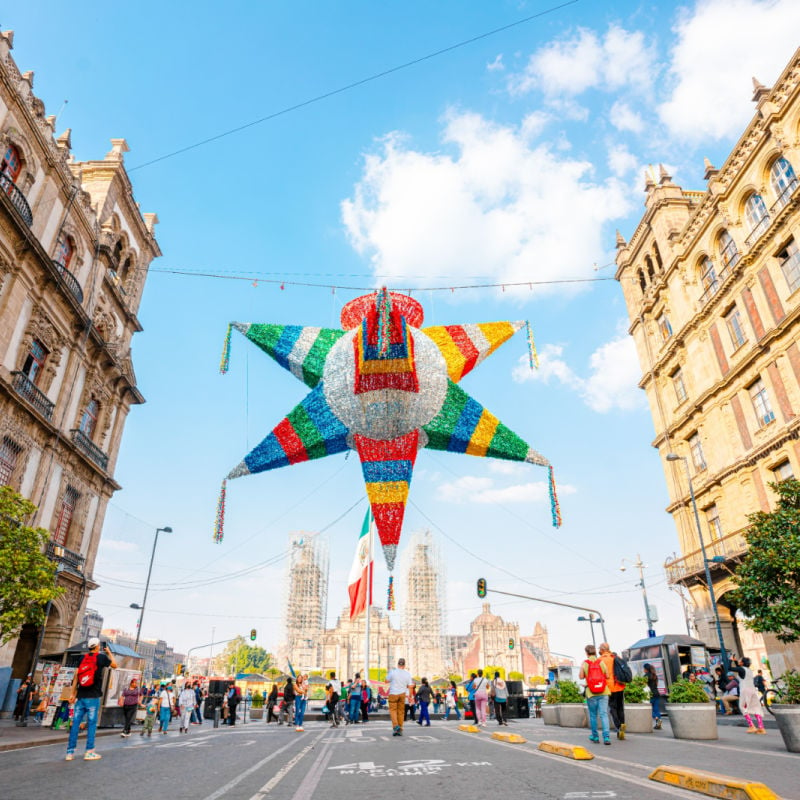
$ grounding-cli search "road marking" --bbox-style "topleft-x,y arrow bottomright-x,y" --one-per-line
288,737 -> 335,800
200,730 -> 326,800
327,758 -> 491,777
248,740 -> 318,798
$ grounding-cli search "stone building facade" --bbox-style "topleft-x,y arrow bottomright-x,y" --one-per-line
615,46 -> 800,673
0,31 -> 160,677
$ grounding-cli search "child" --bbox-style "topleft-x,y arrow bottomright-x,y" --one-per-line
141,698 -> 157,737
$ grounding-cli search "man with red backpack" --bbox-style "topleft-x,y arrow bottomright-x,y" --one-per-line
65,637 -> 117,761
579,643 -> 611,746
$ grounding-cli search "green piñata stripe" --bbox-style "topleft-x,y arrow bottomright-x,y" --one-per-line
303,328 -> 346,386
485,423 -> 529,461
422,381 -> 470,450
286,404 -> 328,460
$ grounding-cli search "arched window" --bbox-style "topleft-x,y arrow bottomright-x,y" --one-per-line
80,399 -> 99,438
22,338 -> 48,385
744,193 -> 770,244
653,242 -> 663,272
637,269 -> 647,292
0,436 -> 22,487
645,255 -> 655,281
56,235 -> 74,269
119,256 -> 132,285
718,229 -> 739,269
700,257 -> 718,299
1,144 -> 21,181
770,157 -> 798,212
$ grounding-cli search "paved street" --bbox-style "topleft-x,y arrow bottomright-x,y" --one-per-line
0,716 -> 796,800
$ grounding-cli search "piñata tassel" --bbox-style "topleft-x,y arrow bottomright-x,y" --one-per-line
219,324 -> 233,374
548,465 -> 562,528
386,575 -> 395,610
525,320 -> 539,370
214,479 -> 227,542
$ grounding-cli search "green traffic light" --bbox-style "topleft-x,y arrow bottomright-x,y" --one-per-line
477,578 -> 487,598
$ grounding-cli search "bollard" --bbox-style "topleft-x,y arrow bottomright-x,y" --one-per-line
213,706 -> 220,728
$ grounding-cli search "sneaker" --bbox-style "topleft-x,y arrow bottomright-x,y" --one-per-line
588,736 -> 599,743
618,723 -> 626,740
295,726 -> 304,732
603,739 -> 611,746
756,728 -> 767,734
654,719 -> 662,730
746,726 -> 758,733
84,752 -> 102,761
65,754 -> 74,761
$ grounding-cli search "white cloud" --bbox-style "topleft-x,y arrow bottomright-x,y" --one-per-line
437,475 -> 576,505
607,144 -> 639,177
609,100 -> 645,134
487,54 -> 504,72
341,112 -> 631,293
508,25 -> 655,97
658,0 -> 800,141
488,461 -> 528,477
513,333 -> 644,413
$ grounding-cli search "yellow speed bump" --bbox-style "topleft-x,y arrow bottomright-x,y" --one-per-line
538,740 -> 594,760
649,765 -> 780,800
491,731 -> 526,744
458,724 -> 481,733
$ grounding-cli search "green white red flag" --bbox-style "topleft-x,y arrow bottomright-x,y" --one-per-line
348,507 -> 373,619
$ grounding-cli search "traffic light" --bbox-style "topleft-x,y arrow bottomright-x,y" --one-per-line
250,628 -> 257,641
175,664 -> 183,675
477,578 -> 487,598
508,638 -> 515,650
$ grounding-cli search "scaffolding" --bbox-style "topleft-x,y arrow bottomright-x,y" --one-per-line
400,530 -> 446,678
284,532 -> 329,672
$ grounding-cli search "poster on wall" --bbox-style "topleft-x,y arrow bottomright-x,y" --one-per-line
690,646 -> 707,668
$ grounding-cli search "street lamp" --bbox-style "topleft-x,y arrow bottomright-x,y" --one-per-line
133,526 -> 172,653
665,453 -> 730,673
621,554 -> 656,636
577,614 -> 604,650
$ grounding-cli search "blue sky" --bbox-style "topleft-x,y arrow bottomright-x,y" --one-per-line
7,1 -> 800,666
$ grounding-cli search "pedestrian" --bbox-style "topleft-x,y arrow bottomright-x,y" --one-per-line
325,682 -> 340,727
158,680 -> 174,734
754,669 -> 768,705
14,675 -> 32,722
465,672 -> 477,721
178,682 -> 196,733
65,637 -> 118,760
433,689 -> 442,716
294,674 -> 308,731
386,657 -> 413,737
191,682 -> 203,724
720,673 -> 740,715
473,669 -> 489,726
491,672 -> 509,726
347,675 -> 362,724
644,663 -> 662,729
444,680 -> 461,720
266,683 -> 279,723
415,677 -> 433,726
599,642 -> 626,740
141,695 -> 157,737
226,682 -> 239,726
580,643 -> 611,745
736,658 -> 766,734
119,677 -> 142,737
405,682 -> 417,722
359,678 -> 371,723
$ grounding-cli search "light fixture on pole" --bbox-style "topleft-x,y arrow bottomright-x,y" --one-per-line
621,554 -> 656,636
133,526 -> 172,653
577,614 -> 604,650
665,453 -> 729,673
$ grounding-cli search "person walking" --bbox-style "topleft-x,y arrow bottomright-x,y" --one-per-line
359,679 -> 371,723
473,669 -> 489,726
491,672 -> 509,726
325,682 -> 341,727
158,681 -> 174,734
580,644 -> 611,745
65,638 -> 117,761
386,658 -> 413,737
599,642 -> 626,740
737,657 -> 766,734
226,682 -> 240,726
644,663 -> 662,729
405,682 -> 417,722
280,678 -> 295,726
294,674 -> 308,731
444,680 -> 461,720
178,683 -> 196,733
141,695 -> 157,737
120,677 -> 142,737
416,678 -> 433,727
347,675 -> 362,725
14,675 -> 32,722
465,673 -> 477,722
266,684 -> 279,723
191,682 -> 203,725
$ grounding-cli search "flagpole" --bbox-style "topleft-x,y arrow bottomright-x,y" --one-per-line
364,509 -> 372,683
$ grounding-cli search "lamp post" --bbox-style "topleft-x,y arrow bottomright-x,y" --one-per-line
621,554 -> 656,636
133,526 -> 172,653
666,453 -> 730,673
577,614 -> 604,650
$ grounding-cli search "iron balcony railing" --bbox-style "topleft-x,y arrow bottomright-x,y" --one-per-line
699,263 -> 730,305
664,527 -> 749,585
52,260 -> 84,304
11,371 -> 54,420
770,177 -> 799,215
70,428 -> 109,470
0,171 -> 33,227
46,540 -> 85,573
744,214 -> 771,249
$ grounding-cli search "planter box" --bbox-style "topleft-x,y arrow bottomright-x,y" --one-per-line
772,705 -> 800,752
558,703 -> 588,728
541,704 -> 559,726
249,708 -> 264,720
665,703 -> 717,740
623,704 -> 652,734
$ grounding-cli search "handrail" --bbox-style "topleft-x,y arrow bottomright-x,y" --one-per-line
11,371 -> 54,420
0,171 -> 33,226
664,527 -> 749,584
52,260 -> 84,304
70,428 -> 109,470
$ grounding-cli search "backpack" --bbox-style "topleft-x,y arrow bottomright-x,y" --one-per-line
76,652 -> 98,688
585,659 -> 607,694
613,655 -> 633,685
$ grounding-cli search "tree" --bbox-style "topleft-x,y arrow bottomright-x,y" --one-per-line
730,478 -> 800,643
508,671 -> 524,682
0,486 -> 64,645
212,636 -> 275,675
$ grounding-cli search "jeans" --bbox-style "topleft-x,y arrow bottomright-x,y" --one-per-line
348,696 -> 361,723
295,697 -> 307,727
418,701 -> 430,725
586,695 -> 610,741
444,704 -> 461,720
67,697 -> 101,754
159,706 -> 171,731
650,695 -> 661,720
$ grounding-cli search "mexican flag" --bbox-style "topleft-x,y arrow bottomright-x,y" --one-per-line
348,508 -> 373,619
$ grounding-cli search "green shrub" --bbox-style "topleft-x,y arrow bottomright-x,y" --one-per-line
250,691 -> 264,708
558,680 -> 585,704
623,675 -> 648,704
667,678 -> 710,703
775,671 -> 800,704
545,687 -> 561,704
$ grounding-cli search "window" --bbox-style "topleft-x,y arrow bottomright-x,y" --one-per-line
705,504 -> 723,541
749,377 -> 775,427
744,194 -> 770,241
718,230 -> 740,269
1,144 -> 21,181
0,436 -> 22,486
773,460 -> 794,482
671,368 -> 688,404
700,257 -> 719,300
80,399 -> 99,437
645,255 -> 655,281
637,269 -> 647,292
52,486 -> 80,545
56,235 -> 74,270
689,432 -> 707,472
724,306 -> 747,349
21,339 -> 48,385
778,240 -> 800,293
770,157 -> 797,212
653,242 -> 663,271
657,313 -> 673,342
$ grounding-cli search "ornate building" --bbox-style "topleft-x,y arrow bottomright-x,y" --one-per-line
615,46 -> 800,672
0,31 -> 160,677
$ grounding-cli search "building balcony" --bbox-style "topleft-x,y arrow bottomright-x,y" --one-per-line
699,263 -> 730,305
46,540 -> 85,574
770,177 -> 799,215
0,171 -> 33,227
11,371 -> 54,420
53,260 -> 84,304
664,527 -> 749,586
70,428 -> 109,470
744,215 -> 771,249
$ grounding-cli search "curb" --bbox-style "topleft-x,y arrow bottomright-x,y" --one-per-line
491,731 -> 526,743
458,724 -> 481,733
538,740 -> 594,760
649,765 -> 780,800
0,728 -> 119,753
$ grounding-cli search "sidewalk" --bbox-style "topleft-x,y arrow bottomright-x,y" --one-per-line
0,717 -> 119,753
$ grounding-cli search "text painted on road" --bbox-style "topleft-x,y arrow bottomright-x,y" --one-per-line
564,794 -> 617,798
328,759 -> 491,777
